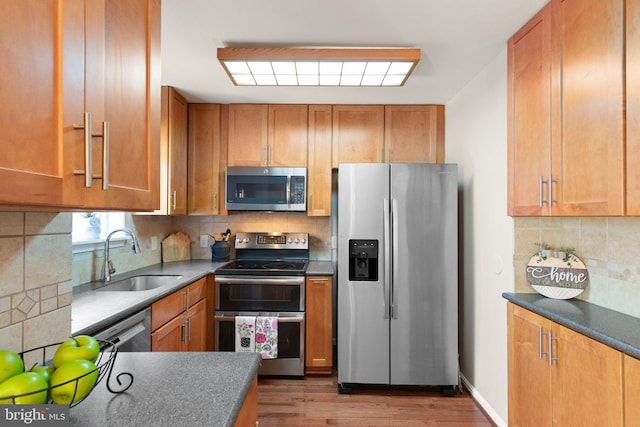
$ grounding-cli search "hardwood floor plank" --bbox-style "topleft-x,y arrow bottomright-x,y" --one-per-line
257,375 -> 495,426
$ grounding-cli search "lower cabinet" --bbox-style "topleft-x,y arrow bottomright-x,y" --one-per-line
625,355 -> 640,426
234,374 -> 258,427
151,277 -> 207,352
507,302 -> 623,426
305,275 -> 333,374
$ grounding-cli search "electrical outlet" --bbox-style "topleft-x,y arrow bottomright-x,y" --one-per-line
151,236 -> 158,251
200,235 -> 209,248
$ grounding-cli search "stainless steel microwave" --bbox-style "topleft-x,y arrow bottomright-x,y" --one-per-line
225,166 -> 307,211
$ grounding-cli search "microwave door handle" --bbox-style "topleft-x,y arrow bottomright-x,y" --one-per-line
286,176 -> 291,208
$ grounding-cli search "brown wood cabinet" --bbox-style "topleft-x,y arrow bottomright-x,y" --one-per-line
507,0 -> 624,216
331,105 -> 384,167
305,275 -> 333,374
227,104 -> 307,167
384,105 -> 444,163
507,303 -> 623,426
233,375 -> 258,427
627,0 -> 640,214
0,0 -> 160,211
157,86 -> 188,215
151,278 -> 207,352
307,106 -> 333,217
227,104 -> 268,166
625,354 -> 640,426
188,104 -> 226,215
268,104 -> 308,167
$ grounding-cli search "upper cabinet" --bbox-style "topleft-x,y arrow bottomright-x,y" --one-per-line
507,0 -> 624,216
307,105 -> 333,216
384,105 -> 445,163
627,0 -> 640,214
0,1 -> 77,207
227,104 -> 307,167
156,86 -> 188,215
188,104 -> 226,216
268,105 -> 308,167
331,105 -> 444,167
331,105 -> 384,167
0,0 -> 160,211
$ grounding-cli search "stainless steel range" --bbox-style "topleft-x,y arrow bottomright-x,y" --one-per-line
214,232 -> 309,376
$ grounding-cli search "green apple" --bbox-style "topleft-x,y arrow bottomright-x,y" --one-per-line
53,335 -> 100,368
49,359 -> 98,405
0,350 -> 24,383
29,364 -> 54,384
0,372 -> 48,404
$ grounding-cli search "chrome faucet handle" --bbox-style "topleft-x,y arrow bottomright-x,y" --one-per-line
107,260 -> 116,275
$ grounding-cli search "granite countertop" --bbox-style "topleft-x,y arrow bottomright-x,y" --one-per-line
69,352 -> 261,427
305,260 -> 334,276
72,260 -> 226,335
72,259 -> 334,336
503,292 -> 640,359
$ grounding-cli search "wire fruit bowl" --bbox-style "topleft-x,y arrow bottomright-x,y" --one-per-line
1,339 -> 133,407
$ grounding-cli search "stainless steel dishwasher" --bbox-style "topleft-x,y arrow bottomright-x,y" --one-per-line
93,308 -> 151,352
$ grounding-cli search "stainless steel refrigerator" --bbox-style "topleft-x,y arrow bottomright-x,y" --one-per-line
337,163 -> 458,394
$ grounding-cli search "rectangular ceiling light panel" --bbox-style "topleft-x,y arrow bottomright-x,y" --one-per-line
217,48 -> 420,87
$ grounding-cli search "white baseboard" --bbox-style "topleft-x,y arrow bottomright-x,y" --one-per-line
460,373 -> 507,427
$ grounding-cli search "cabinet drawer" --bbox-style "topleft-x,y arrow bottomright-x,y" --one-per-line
151,288 -> 188,331
187,277 -> 206,306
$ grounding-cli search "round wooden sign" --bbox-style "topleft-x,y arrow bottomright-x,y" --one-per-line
526,252 -> 589,300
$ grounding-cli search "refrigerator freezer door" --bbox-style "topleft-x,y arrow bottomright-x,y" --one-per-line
389,163 -> 458,385
338,163 -> 390,385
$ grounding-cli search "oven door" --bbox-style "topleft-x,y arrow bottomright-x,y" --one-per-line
214,312 -> 305,376
215,275 -> 305,311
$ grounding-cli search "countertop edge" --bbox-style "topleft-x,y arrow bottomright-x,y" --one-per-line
503,292 -> 640,360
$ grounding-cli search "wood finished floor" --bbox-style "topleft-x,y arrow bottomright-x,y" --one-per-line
257,375 -> 495,426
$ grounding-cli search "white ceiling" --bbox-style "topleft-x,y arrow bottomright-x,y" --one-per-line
161,0 -> 548,105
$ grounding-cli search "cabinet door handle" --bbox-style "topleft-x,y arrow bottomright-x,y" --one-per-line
547,331 -> 558,366
538,326 -> 548,360
548,174 -> 557,207
213,193 -> 217,210
180,321 -> 186,343
74,112 -> 93,188
101,121 -> 110,190
309,277 -> 329,282
172,190 -> 177,211
186,317 -> 191,342
183,290 -> 189,311
74,112 -> 109,189
539,176 -> 547,207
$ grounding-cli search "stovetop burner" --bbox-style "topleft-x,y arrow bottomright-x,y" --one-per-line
215,232 -> 310,276
216,259 -> 308,276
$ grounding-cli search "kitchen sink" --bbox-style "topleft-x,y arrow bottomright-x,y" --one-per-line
95,275 -> 184,292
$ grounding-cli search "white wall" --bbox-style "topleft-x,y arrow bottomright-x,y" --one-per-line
445,47 -> 513,426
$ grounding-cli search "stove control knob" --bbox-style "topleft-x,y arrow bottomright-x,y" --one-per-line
301,238 -> 307,244
242,238 -> 249,243
294,238 -> 299,243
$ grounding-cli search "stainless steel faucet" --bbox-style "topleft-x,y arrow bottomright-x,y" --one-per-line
103,228 -> 142,282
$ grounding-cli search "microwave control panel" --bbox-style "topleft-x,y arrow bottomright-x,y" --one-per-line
291,176 -> 306,204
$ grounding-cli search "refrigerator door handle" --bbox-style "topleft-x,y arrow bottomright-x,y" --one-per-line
391,198 -> 399,319
383,198 -> 391,319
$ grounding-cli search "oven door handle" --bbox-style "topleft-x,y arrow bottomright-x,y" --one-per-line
214,276 -> 305,285
214,313 -> 304,322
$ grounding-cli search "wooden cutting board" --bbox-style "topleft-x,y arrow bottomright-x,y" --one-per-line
161,232 -> 191,262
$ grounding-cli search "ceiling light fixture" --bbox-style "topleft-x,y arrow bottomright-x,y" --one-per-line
217,47 -> 420,87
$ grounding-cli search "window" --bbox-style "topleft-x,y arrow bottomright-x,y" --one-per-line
72,212 -> 126,252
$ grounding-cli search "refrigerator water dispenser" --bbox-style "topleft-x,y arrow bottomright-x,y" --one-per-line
349,240 -> 378,281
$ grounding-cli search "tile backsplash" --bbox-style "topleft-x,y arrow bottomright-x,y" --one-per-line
514,217 -> 640,318
0,212 -> 73,352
